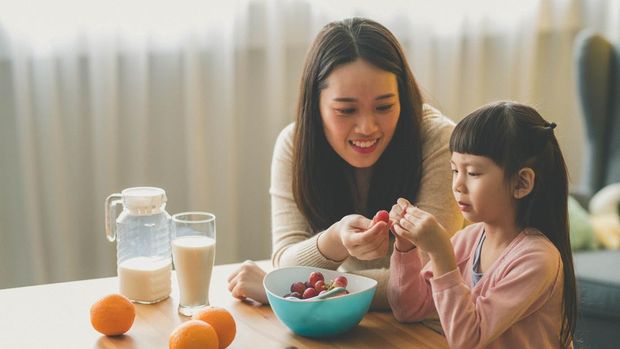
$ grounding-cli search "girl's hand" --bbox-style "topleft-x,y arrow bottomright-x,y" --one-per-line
392,206 -> 450,255
389,198 -> 416,252
227,260 -> 268,304
337,214 -> 390,260
392,206 -> 456,275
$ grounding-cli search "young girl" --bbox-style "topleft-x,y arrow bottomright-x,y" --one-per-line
388,101 -> 576,348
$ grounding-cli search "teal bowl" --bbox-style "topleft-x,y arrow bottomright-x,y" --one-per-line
263,266 -> 377,338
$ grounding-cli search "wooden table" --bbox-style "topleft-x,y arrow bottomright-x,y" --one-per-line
0,261 -> 448,348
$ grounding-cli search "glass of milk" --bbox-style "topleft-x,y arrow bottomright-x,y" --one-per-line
171,212 -> 216,316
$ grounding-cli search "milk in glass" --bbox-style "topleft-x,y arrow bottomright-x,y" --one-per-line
172,236 -> 216,307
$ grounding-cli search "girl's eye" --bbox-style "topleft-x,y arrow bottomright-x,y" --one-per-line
468,172 -> 480,177
451,169 -> 458,174
376,104 -> 394,112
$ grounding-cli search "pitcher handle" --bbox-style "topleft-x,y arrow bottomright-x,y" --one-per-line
105,193 -> 123,242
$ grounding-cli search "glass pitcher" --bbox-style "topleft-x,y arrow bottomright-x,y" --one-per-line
105,187 -> 172,304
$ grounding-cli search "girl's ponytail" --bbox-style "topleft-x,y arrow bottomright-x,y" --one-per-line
519,130 -> 575,349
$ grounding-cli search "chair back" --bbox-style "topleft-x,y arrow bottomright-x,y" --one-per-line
574,30 -> 620,197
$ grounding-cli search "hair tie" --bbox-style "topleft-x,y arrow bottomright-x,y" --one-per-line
547,122 -> 557,130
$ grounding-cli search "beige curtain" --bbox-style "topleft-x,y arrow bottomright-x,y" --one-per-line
1,0 -> 618,288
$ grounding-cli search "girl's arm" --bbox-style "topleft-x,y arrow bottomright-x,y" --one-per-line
347,268 -> 391,310
387,247 -> 437,321
388,203 -> 458,321
432,240 -> 563,348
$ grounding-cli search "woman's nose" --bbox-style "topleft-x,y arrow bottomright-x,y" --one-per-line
355,112 -> 378,135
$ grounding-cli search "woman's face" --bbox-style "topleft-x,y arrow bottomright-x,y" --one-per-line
319,59 -> 401,168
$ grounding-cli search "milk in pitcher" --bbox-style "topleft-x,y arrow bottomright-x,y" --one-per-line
106,187 -> 172,304
118,256 -> 172,303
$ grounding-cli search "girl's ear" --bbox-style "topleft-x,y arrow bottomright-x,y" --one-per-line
513,167 -> 535,199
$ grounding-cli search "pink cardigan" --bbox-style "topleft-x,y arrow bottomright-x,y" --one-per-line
388,223 -> 571,349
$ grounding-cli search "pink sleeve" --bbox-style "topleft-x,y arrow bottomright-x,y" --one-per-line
430,249 -> 562,348
387,247 -> 437,322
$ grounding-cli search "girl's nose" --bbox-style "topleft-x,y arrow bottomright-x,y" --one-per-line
452,173 -> 466,194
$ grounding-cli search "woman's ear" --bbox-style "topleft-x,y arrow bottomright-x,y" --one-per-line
513,167 -> 535,199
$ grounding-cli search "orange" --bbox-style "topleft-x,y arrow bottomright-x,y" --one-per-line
90,293 -> 135,336
169,320 -> 219,349
191,307 -> 236,349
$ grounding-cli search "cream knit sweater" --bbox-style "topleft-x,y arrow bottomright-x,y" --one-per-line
269,104 -> 463,310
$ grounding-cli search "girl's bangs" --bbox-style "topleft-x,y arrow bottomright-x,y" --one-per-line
449,104 -> 511,166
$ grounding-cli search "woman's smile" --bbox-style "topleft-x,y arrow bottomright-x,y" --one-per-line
349,138 -> 380,154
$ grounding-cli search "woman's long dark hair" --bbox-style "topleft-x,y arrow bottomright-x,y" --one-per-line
292,17 -> 424,232
449,101 -> 576,348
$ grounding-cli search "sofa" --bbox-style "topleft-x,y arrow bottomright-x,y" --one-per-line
572,30 -> 620,349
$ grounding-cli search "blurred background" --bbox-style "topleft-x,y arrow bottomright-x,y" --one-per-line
0,0 -> 618,289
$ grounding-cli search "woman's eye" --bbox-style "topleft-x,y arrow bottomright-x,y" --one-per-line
451,169 -> 458,174
336,108 -> 356,115
377,104 -> 394,112
468,172 -> 480,177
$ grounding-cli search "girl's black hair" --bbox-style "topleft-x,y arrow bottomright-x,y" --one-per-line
450,101 -> 576,348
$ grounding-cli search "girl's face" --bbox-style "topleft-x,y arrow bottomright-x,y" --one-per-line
450,152 -> 516,226
319,59 -> 400,168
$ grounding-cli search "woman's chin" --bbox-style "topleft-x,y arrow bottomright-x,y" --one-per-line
344,155 -> 380,168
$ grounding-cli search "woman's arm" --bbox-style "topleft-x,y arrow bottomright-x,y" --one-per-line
270,124 -> 341,268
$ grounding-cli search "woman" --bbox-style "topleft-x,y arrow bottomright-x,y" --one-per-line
227,17 -> 463,310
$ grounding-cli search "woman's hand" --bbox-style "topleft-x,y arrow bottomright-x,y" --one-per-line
227,260 -> 268,304
336,214 -> 390,260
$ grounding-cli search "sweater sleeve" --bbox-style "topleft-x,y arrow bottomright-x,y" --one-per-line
387,247 -> 437,321
269,124 -> 342,269
431,241 -> 563,349
417,105 -> 464,237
